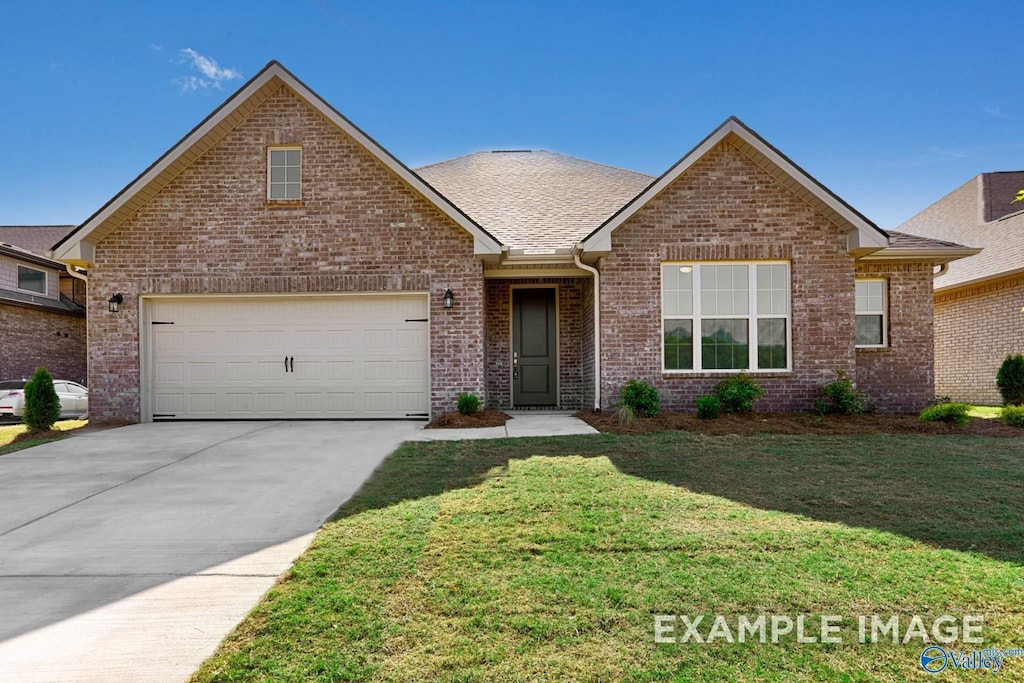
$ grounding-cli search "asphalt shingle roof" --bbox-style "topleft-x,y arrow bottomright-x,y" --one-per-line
896,172 -> 1024,289
884,231 -> 971,250
417,151 -> 654,252
0,225 -> 76,257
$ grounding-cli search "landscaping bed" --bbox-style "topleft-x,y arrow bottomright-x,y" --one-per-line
425,409 -> 510,429
577,409 -> 1024,437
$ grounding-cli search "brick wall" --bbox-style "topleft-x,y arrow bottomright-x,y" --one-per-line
934,275 -> 1024,405
0,304 -> 86,385
484,278 -> 586,410
854,262 -> 935,412
599,140 -> 861,412
86,85 -> 486,423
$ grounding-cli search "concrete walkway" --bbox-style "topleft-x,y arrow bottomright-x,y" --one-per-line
0,421 -> 420,683
408,410 -> 599,441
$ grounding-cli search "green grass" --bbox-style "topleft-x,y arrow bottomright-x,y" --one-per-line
968,405 -> 1002,419
0,419 -> 87,455
191,432 -> 1024,682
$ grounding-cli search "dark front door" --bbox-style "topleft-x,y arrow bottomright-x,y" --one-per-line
512,288 -> 557,406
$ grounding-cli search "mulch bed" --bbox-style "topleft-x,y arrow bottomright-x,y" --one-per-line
426,409 -> 510,429
576,410 -> 1024,437
10,429 -> 68,444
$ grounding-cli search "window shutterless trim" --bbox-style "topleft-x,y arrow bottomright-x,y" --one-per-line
267,145 -> 302,200
16,264 -> 48,296
854,278 -> 888,348
661,261 -> 792,373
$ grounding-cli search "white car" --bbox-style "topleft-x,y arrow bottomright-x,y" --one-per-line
0,379 -> 88,421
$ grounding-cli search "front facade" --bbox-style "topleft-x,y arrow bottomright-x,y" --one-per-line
55,62 -> 972,423
896,172 -> 1023,405
0,226 -> 87,384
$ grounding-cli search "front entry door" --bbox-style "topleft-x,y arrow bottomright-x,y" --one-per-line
512,288 -> 557,406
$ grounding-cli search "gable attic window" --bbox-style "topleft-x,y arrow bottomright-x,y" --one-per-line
662,262 -> 790,372
855,279 -> 888,347
17,265 -> 46,295
268,146 -> 301,200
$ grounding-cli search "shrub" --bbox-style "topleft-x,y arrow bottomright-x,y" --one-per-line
1001,405 -> 1024,428
929,396 -> 952,406
615,403 -> 636,426
456,392 -> 481,416
996,354 -> 1024,406
696,395 -> 720,420
619,379 -> 660,418
712,373 -> 765,414
919,402 -> 970,426
24,367 -> 62,433
817,370 -> 869,415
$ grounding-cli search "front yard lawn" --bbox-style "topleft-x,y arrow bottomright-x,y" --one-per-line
192,432 -> 1024,682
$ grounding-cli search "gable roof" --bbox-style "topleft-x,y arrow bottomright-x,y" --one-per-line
896,173 -> 1024,291
52,61 -> 502,266
417,151 -> 653,253
580,117 -> 891,256
0,225 -> 76,257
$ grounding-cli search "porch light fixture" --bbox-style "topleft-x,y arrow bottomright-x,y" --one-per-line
443,289 -> 455,309
108,293 -> 124,313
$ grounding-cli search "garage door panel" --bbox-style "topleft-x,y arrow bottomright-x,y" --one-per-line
148,295 -> 429,420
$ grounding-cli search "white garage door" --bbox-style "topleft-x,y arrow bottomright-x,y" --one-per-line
146,295 -> 429,420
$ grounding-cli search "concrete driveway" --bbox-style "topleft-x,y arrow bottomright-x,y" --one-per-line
0,420 -> 421,682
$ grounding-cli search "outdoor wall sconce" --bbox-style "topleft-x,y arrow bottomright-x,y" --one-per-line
108,293 -> 124,313
443,288 -> 454,309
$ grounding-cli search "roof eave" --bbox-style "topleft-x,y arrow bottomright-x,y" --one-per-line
934,266 -> 1024,293
858,247 -> 982,264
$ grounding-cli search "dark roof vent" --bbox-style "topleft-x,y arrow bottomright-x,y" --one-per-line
491,149 -> 532,153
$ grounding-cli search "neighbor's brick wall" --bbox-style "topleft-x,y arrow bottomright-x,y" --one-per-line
854,262 -> 935,412
87,85 -> 485,423
484,278 -> 585,410
0,304 -> 86,384
599,140 -> 861,412
934,275 -> 1024,405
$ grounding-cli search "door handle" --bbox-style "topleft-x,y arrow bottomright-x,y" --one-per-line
285,356 -> 289,372
512,351 -> 519,379
289,356 -> 295,373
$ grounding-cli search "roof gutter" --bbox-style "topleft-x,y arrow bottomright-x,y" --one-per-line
573,246 -> 601,412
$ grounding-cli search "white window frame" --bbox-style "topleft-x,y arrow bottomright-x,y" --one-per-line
661,261 -> 792,373
855,278 -> 888,348
267,146 -> 302,200
16,265 -> 47,295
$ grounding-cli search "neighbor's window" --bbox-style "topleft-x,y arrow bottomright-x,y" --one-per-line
17,265 -> 46,294
855,279 -> 887,347
662,262 -> 790,372
267,146 -> 301,200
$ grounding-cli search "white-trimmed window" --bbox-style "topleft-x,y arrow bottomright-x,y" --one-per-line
662,262 -> 790,372
267,146 -> 301,200
855,279 -> 887,347
17,265 -> 46,294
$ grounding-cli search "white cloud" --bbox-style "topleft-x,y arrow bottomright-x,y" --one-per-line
982,104 -> 1006,119
173,48 -> 242,92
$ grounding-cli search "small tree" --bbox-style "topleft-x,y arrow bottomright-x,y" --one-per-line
996,354 -> 1024,406
24,367 -> 62,432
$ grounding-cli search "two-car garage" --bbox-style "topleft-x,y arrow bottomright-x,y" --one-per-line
142,294 -> 429,420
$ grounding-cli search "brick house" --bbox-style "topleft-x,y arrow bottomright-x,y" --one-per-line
0,225 -> 87,384
53,61 -> 974,423
896,172 -> 1022,405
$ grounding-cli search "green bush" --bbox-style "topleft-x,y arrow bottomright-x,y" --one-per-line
696,395 -> 720,420
456,392 -> 481,416
1001,405 -> 1024,428
919,402 -> 971,426
817,370 -> 870,415
24,367 -> 62,432
619,380 -> 660,418
712,373 -> 765,414
996,354 -> 1024,406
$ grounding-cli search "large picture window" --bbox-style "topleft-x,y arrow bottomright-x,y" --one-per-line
855,279 -> 887,347
662,262 -> 790,372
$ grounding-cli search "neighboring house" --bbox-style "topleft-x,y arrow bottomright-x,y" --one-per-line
53,61 -> 974,423
896,172 -> 1023,405
0,225 -> 87,383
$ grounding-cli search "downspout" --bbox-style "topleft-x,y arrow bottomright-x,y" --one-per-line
933,263 -> 949,278
64,263 -> 88,306
573,245 -> 601,412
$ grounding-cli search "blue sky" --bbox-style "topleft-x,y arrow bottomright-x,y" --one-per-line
2,0 -> 1021,230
